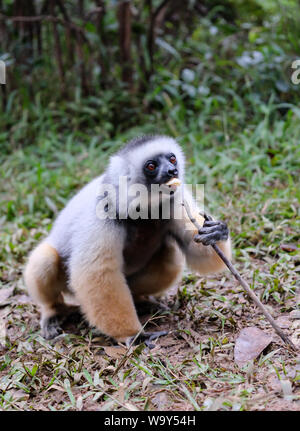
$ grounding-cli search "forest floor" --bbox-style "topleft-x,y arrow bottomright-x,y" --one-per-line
0,263 -> 299,411
0,117 -> 299,411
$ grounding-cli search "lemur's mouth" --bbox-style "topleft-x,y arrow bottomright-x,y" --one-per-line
165,178 -> 181,189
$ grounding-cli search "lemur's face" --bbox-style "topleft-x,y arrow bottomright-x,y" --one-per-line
109,136 -> 185,191
143,152 -> 179,187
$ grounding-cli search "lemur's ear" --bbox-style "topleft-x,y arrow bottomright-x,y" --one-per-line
107,155 -> 130,184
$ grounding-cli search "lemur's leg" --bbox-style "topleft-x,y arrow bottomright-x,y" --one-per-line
24,242 -> 68,339
127,238 -> 184,300
69,251 -> 142,343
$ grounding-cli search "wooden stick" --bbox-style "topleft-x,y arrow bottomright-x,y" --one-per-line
0,14 -> 89,43
182,200 -> 297,352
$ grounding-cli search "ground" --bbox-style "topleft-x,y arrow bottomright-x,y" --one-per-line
0,265 -> 299,411
0,116 -> 299,410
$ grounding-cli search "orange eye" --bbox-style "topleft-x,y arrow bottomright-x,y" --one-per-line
170,155 -> 176,164
146,162 -> 156,171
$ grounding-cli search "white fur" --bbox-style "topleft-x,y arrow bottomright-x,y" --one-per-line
47,136 -> 185,264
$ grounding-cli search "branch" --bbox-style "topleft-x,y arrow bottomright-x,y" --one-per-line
182,200 -> 297,352
0,13 -> 89,43
147,0 -> 172,78
118,0 -> 133,88
49,0 -> 65,86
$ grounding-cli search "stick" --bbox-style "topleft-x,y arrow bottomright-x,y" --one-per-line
182,200 -> 297,352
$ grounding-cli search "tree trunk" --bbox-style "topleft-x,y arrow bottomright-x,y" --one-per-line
118,0 -> 133,89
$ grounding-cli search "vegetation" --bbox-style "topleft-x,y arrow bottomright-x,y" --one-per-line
0,0 -> 299,411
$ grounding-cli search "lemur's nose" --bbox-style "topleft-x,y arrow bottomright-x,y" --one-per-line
167,167 -> 178,177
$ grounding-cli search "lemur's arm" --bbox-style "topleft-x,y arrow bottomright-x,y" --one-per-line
171,187 -> 232,274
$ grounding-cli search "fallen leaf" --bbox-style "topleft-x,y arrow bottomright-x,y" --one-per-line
14,294 -> 32,304
11,390 -> 30,401
292,320 -> 300,329
45,384 -> 65,392
124,402 -> 139,411
234,327 -> 273,366
158,336 -> 177,347
280,380 -> 293,400
0,286 -> 14,306
76,395 -> 83,410
0,308 -> 9,346
289,310 -> 300,319
268,374 -> 281,392
280,243 -> 298,253
275,315 -> 291,328
151,392 -> 170,410
103,346 -> 127,359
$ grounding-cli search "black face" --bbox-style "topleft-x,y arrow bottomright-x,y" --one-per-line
143,153 -> 178,185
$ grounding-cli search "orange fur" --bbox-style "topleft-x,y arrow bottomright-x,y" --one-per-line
70,253 -> 142,342
24,242 -> 67,320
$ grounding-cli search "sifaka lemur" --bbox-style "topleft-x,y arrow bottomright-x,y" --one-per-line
24,135 -> 231,343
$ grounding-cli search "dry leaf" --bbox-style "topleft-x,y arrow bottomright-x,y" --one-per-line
124,402 -> 139,411
275,315 -> 291,329
152,392 -> 169,410
280,380 -> 293,400
45,384 -> 65,392
15,294 -> 32,304
104,346 -> 127,359
290,310 -> 300,319
0,286 -> 14,306
76,395 -> 83,410
11,390 -> 30,401
280,243 -> 298,253
158,336 -> 177,347
234,327 -> 273,366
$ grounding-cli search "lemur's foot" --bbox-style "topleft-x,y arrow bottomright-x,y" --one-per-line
41,306 -> 82,339
41,315 -> 63,339
194,213 -> 228,246
126,330 -> 168,349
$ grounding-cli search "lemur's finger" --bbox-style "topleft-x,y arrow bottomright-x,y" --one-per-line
147,330 -> 168,341
202,221 -> 219,227
198,225 -> 225,235
193,236 -> 205,245
203,213 -> 213,222
129,330 -> 168,349
194,231 -> 228,245
41,316 -> 63,339
196,233 -> 221,245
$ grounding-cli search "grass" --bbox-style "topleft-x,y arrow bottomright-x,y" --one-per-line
0,95 -> 299,411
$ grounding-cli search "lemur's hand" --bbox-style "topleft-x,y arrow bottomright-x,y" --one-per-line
194,214 -> 229,246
